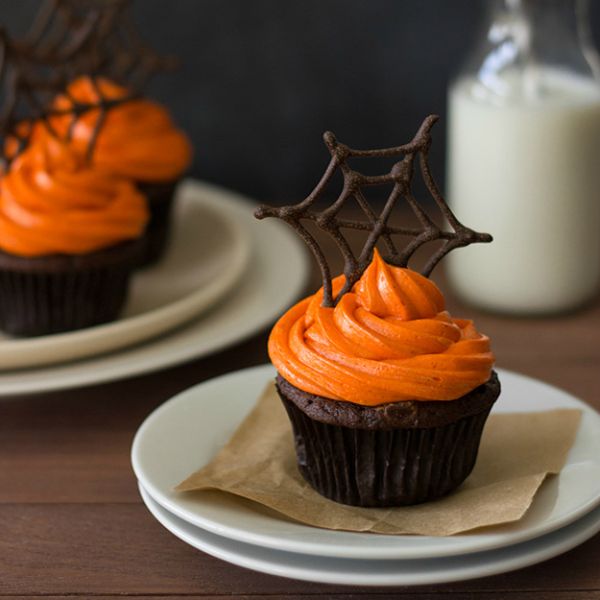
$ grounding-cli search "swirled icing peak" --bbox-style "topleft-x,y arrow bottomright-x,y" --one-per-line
40,76 -> 192,182
0,137 -> 148,257
269,249 -> 494,405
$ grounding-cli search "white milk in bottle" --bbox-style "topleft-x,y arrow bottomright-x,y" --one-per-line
446,0 -> 600,314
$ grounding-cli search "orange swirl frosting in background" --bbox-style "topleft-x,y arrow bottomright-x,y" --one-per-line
40,76 -> 192,182
269,250 -> 494,405
0,136 -> 148,257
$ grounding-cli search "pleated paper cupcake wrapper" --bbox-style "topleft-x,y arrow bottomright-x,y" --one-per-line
136,179 -> 178,267
281,394 -> 492,507
0,249 -> 138,337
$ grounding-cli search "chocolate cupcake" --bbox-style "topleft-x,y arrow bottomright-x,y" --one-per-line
42,76 -> 192,266
0,139 -> 148,336
267,253 -> 499,506
256,116 -> 499,507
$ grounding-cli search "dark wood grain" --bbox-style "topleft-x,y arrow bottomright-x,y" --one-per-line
1,504 -> 600,596
0,333 -> 269,504
0,588 -> 600,600
3,596 -> 600,600
1,219 -> 600,599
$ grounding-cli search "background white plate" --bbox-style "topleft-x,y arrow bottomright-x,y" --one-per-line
139,482 -> 600,587
0,180 -> 251,370
131,364 -> 600,560
0,183 -> 309,396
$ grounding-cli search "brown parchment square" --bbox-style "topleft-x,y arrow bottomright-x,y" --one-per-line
177,383 -> 581,536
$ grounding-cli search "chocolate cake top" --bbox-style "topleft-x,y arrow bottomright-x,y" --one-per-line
277,371 -> 500,430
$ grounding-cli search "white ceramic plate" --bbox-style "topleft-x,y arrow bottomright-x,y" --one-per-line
0,186 -> 309,396
131,364 -> 600,560
139,481 -> 600,587
0,180 -> 251,371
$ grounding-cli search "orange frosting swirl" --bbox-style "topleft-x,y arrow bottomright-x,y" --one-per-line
269,250 -> 494,405
0,137 -> 148,257
40,76 -> 192,182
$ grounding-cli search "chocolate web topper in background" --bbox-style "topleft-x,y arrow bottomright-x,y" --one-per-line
255,115 -> 492,308
27,0 -> 175,93
32,0 -> 175,158
0,25 -> 80,163
0,1 -> 114,162
0,0 -> 173,165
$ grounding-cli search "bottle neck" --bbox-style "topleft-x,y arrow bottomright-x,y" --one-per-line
482,0 -> 597,74
457,0 -> 600,102
486,0 -> 588,29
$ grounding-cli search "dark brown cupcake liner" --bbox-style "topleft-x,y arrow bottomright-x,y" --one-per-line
136,179 -> 178,267
276,373 -> 500,507
0,240 -> 141,337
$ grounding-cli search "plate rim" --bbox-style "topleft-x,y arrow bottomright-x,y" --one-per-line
131,363 -> 600,560
0,183 -> 252,370
138,480 -> 600,587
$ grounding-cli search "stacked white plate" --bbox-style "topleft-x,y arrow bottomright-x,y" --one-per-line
132,364 -> 600,586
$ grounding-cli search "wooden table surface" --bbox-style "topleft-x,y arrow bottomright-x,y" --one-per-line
2,249 -> 600,599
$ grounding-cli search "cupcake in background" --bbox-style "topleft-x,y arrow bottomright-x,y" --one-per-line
34,76 -> 192,266
0,134 -> 148,336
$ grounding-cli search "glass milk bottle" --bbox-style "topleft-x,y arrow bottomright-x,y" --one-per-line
446,0 -> 600,314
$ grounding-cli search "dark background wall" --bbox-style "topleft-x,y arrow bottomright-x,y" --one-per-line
2,0 -> 600,203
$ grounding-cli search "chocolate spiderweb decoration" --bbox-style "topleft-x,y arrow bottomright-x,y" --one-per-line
0,28 -> 72,164
97,1 -> 177,91
255,115 -> 492,308
0,0 -> 181,167
21,0 -> 169,87
24,0 -> 173,159
20,0 -> 112,65
0,1 -> 123,164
